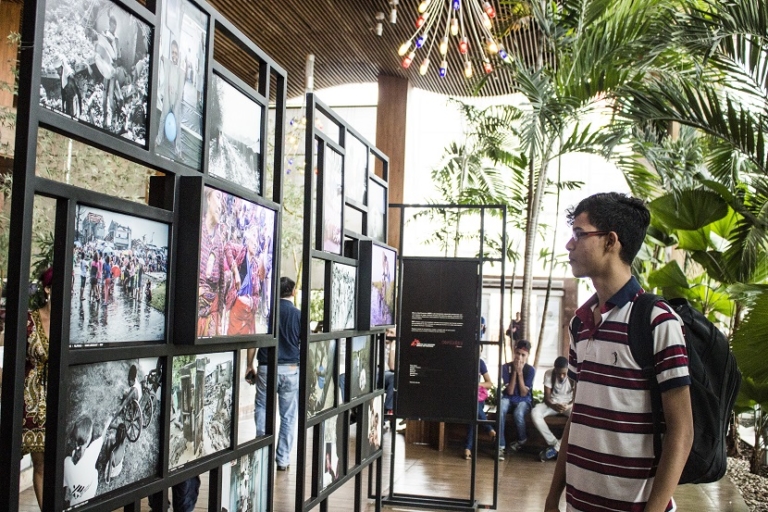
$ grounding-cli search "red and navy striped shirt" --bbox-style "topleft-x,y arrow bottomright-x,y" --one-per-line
566,276 -> 690,512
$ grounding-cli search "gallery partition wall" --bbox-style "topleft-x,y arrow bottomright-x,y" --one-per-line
0,0 -> 287,510
385,204 -> 507,512
297,93 -> 393,512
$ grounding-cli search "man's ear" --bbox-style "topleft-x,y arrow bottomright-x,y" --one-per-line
605,232 -> 620,254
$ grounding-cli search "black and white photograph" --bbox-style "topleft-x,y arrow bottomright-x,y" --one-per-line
208,74 -> 263,193
344,135 -> 367,204
349,336 -> 371,400
237,349 -> 257,445
170,352 -> 234,469
197,187 -> 275,338
321,414 -> 344,490
220,447 -> 269,512
368,179 -> 386,242
154,0 -> 208,168
370,244 -> 396,327
307,339 -> 336,417
361,396 -> 381,460
63,357 -> 162,509
322,148 -> 343,254
330,262 -> 355,331
71,205 -> 169,346
39,0 -> 151,144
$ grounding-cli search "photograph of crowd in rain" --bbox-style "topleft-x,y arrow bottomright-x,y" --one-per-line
70,205 -> 169,346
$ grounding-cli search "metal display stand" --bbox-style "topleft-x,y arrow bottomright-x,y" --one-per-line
383,204 -> 507,512
296,93 -> 392,512
0,0 -> 288,510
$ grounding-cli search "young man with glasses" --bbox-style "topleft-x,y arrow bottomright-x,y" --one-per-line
544,192 -> 693,512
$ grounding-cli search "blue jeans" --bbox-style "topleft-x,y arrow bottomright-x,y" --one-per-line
499,396 -> 531,449
255,365 -> 299,467
384,371 -> 395,411
465,401 -> 494,450
147,476 -> 200,512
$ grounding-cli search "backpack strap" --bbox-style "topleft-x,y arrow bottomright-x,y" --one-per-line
628,292 -> 664,459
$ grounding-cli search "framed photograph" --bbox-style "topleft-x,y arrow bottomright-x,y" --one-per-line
307,339 -> 336,417
169,352 -> 234,469
63,357 -> 162,509
330,262 -> 355,331
320,413 -> 345,490
71,205 -> 169,346
361,396 -> 381,460
370,243 -> 396,327
208,74 -> 263,193
344,135 -> 367,204
321,148 -> 343,254
236,349 -> 257,445
154,0 -> 208,168
39,0 -> 151,144
349,336 -> 371,400
197,186 -> 275,338
220,447 -> 269,512
367,179 -> 386,242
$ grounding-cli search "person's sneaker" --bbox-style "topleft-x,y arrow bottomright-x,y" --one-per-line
539,446 -> 558,461
276,464 -> 290,471
497,448 -> 505,461
509,439 -> 527,452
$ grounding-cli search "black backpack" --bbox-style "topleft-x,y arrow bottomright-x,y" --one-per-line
571,293 -> 741,484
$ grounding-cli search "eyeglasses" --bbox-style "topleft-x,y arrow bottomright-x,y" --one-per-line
570,230 -> 609,243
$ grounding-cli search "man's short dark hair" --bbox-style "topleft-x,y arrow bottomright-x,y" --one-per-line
566,192 -> 650,265
515,339 -> 532,352
280,277 -> 296,298
554,356 -> 568,369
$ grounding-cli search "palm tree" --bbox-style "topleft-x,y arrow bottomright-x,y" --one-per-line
493,0 -> 677,340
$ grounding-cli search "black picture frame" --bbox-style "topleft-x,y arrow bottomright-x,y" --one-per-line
62,357 -> 163,509
169,351 -> 234,470
70,204 -> 170,346
321,147 -> 343,254
356,240 -> 397,330
207,73 -> 264,193
153,0 -> 208,169
219,446 -> 269,512
39,0 -> 152,146
306,339 -> 336,418
330,262 -> 355,332
348,335 -> 372,400
191,184 -> 276,340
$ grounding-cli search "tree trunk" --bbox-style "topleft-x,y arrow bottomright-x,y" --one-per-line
534,161 -> 562,367
521,154 -> 549,342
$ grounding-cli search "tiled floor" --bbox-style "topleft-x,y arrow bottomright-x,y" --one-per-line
18,429 -> 749,511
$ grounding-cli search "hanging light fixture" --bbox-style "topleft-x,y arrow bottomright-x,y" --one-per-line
396,0 -> 510,78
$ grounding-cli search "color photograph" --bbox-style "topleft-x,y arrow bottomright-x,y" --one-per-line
39,0 -> 151,144
220,447 -> 269,512
330,262 -> 355,331
63,357 -> 162,509
169,352 -> 234,469
349,336 -> 371,400
208,74 -> 263,193
71,205 -> 169,346
307,339 -> 336,417
370,244 -> 396,327
321,148 -> 343,253
154,0 -> 207,168
197,187 -> 275,338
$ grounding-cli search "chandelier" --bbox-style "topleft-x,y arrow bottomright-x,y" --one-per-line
396,0 -> 511,78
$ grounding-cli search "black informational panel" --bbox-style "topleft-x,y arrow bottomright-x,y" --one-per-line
397,258 -> 480,422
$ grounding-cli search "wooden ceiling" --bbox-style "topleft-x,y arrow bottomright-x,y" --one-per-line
207,0 -> 550,99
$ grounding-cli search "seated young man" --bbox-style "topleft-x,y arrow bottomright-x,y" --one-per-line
497,339 -> 535,460
531,356 -> 574,461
